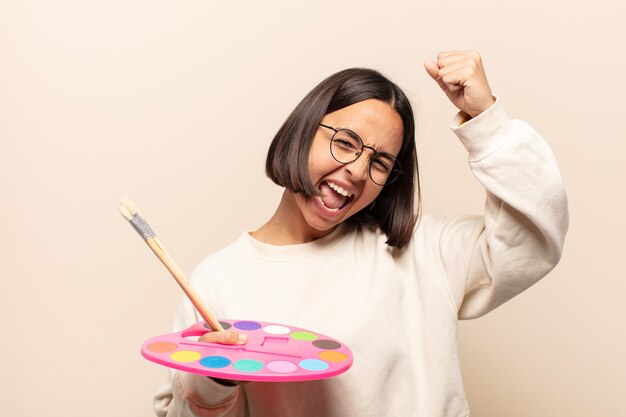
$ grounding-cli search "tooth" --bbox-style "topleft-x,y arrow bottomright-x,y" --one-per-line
325,181 -> 353,198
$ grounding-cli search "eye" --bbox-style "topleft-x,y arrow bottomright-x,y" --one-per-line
371,159 -> 390,173
332,130 -> 361,153
333,139 -> 358,151
370,154 -> 395,174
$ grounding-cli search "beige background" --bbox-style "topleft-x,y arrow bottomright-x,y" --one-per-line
1,0 -> 624,416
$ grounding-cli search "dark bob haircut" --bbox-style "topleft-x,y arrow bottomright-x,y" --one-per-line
265,68 -> 420,249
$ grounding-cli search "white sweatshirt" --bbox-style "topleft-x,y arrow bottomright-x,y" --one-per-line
153,98 -> 569,417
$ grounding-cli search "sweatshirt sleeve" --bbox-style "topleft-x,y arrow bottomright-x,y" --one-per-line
153,291 -> 241,416
438,96 -> 569,319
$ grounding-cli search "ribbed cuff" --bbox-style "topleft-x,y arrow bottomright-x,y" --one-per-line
450,95 -> 513,161
179,372 -> 238,405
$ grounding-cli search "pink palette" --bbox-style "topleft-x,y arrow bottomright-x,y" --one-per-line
141,319 -> 353,382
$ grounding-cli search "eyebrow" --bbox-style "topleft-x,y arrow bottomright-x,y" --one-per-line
321,122 -> 399,156
342,127 -> 397,158
336,126 -> 391,154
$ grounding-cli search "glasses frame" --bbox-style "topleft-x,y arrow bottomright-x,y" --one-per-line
318,123 -> 403,186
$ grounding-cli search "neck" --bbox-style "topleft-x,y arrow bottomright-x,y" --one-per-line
250,190 -> 336,245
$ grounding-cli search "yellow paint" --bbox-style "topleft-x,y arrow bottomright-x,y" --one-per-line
170,350 -> 202,362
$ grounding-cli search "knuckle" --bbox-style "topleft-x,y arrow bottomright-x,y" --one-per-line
199,331 -> 237,344
198,333 -> 214,343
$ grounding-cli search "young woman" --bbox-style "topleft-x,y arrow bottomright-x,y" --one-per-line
154,51 -> 568,417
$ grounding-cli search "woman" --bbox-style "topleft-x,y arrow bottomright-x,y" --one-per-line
154,51 -> 568,416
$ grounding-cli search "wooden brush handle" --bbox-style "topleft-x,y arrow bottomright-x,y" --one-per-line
146,238 -> 224,332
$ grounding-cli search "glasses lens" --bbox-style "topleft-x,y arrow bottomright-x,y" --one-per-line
330,130 -> 362,163
328,127 -> 402,186
369,154 -> 400,185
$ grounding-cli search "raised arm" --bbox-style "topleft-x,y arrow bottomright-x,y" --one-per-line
425,51 -> 569,318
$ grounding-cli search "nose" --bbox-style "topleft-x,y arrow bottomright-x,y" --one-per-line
344,153 -> 370,181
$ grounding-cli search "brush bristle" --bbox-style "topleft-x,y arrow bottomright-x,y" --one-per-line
119,197 -> 139,215
119,205 -> 133,221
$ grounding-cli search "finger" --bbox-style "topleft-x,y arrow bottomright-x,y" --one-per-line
441,67 -> 474,91
199,331 -> 248,345
437,51 -> 482,68
436,50 -> 468,59
435,51 -> 467,66
437,60 -> 480,83
424,59 -> 449,93
423,59 -> 441,81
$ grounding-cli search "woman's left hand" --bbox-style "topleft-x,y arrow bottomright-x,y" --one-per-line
424,51 -> 496,118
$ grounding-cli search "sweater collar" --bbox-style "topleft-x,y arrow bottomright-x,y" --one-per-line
238,223 -> 352,261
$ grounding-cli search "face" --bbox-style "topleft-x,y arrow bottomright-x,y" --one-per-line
293,99 -> 404,236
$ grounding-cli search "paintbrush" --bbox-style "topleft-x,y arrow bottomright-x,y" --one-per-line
119,198 -> 224,332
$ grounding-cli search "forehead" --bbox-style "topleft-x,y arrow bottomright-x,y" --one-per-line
321,99 -> 404,154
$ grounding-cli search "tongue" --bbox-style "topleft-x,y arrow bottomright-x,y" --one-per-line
320,183 -> 347,209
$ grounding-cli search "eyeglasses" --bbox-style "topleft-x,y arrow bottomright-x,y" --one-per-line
319,123 -> 402,186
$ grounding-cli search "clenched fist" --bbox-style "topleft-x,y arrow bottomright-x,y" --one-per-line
424,51 -> 495,118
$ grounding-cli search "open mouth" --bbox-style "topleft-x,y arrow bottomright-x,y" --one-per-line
317,180 -> 354,211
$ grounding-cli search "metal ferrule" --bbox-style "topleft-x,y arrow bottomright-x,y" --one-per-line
129,213 -> 155,240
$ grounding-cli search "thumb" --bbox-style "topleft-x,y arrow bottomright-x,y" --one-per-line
423,59 -> 440,81
199,331 -> 248,345
424,59 -> 447,92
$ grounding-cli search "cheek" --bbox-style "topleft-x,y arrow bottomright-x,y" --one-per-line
308,143 -> 338,181
358,185 -> 383,209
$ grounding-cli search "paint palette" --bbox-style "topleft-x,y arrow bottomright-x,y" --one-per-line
142,319 -> 353,382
